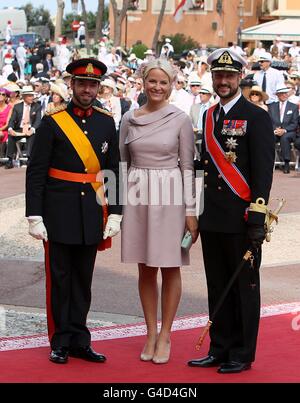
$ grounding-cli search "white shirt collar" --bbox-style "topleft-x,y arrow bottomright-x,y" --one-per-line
220,91 -> 242,115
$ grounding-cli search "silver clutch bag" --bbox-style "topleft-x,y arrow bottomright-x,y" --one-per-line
181,231 -> 192,250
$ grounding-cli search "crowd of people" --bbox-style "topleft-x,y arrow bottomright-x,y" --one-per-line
0,27 -> 298,373
0,35 -> 300,171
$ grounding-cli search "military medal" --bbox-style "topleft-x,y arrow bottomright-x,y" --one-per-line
101,141 -> 108,153
225,151 -> 237,163
221,120 -> 247,136
225,137 -> 238,149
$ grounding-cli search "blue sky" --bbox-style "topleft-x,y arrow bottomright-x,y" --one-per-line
2,1 -> 100,17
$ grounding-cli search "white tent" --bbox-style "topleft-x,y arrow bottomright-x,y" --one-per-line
242,18 -> 300,41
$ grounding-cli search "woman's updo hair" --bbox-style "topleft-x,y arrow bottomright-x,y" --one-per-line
142,59 -> 176,83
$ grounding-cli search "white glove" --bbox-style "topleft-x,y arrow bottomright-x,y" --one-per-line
103,214 -> 122,239
28,216 -> 48,241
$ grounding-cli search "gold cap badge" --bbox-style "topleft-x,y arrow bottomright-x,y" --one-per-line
218,52 -> 233,65
85,63 -> 94,74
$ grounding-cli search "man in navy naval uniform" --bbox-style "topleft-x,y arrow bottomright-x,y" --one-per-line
188,49 -> 275,373
26,58 -> 122,364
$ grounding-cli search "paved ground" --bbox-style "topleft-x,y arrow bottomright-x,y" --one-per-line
0,165 -> 300,337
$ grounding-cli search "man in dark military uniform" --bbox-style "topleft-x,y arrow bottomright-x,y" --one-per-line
26,58 -> 122,364
188,49 -> 275,373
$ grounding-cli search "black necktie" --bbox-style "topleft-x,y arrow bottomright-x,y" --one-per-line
262,72 -> 267,92
218,107 -> 225,122
215,106 -> 225,131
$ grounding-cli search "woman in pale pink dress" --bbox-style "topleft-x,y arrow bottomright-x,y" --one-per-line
119,59 -> 198,364
0,88 -> 12,161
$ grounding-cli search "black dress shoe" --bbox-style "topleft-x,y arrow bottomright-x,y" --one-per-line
69,346 -> 106,363
49,347 -> 69,364
188,355 -> 222,367
283,162 -> 290,174
217,361 -> 251,374
4,160 -> 13,169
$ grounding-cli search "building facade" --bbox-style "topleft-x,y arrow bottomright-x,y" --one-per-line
110,0 -> 263,49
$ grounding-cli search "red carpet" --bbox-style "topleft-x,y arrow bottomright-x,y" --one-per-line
0,309 -> 299,383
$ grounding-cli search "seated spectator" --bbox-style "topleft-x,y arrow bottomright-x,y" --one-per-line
0,88 -> 12,164
46,83 -> 69,114
268,84 -> 299,174
248,85 -> 269,111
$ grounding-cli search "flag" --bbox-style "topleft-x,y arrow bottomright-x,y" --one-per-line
173,0 -> 195,23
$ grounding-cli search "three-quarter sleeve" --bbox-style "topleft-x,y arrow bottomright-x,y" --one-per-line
119,111 -> 131,166
179,115 -> 196,215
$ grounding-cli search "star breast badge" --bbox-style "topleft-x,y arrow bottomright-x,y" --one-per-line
225,137 -> 238,149
225,151 -> 237,163
101,141 -> 108,154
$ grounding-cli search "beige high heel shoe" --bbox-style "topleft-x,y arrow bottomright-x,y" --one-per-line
152,341 -> 171,364
140,339 -> 157,361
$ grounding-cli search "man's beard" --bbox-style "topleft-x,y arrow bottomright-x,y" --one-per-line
215,85 -> 239,99
72,90 -> 94,108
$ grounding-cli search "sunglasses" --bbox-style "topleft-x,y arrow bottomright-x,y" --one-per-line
0,92 -> 7,96
250,92 -> 261,96
191,84 -> 201,87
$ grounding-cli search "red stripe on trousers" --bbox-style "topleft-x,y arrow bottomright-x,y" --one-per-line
44,241 -> 55,344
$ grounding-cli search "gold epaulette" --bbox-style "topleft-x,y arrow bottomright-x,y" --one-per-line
92,106 -> 113,117
45,104 -> 68,116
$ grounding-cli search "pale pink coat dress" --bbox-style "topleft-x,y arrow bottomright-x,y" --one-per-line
119,104 -> 195,267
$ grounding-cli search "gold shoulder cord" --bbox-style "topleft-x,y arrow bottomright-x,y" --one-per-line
45,104 -> 67,116
92,106 -> 113,117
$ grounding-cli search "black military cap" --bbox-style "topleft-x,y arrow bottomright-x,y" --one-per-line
207,48 -> 247,73
66,58 -> 107,82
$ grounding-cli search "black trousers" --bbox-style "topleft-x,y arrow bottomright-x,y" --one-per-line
200,231 -> 261,363
276,132 -> 295,162
44,241 -> 98,349
7,133 -> 35,159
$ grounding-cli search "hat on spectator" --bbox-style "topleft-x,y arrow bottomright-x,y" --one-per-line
189,78 -> 202,86
0,87 -> 10,96
4,53 -> 13,64
144,49 -> 154,55
176,75 -> 186,83
197,56 -> 209,66
62,71 -> 72,79
257,52 -> 272,62
66,58 -> 107,82
275,83 -> 290,94
116,82 -> 125,91
249,85 -> 269,101
165,38 -> 171,43
101,78 -> 116,90
128,53 -> 137,61
199,85 -> 214,94
21,85 -> 35,95
4,82 -> 21,92
207,48 -> 247,73
50,83 -> 69,101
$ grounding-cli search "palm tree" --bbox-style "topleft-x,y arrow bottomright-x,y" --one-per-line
111,0 -> 130,47
80,0 -> 91,54
55,0 -> 65,41
152,0 -> 167,55
95,0 -> 105,42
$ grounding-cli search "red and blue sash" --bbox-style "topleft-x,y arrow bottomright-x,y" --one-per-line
204,105 -> 251,202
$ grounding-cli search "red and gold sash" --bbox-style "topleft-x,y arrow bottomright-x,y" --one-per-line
204,105 -> 251,202
51,110 -> 111,251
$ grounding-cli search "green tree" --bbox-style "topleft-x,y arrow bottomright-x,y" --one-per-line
161,33 -> 199,56
20,2 -> 54,37
131,42 -> 148,59
62,12 -> 97,35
